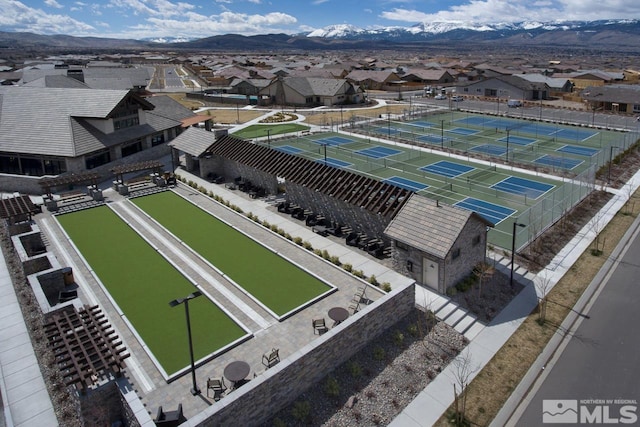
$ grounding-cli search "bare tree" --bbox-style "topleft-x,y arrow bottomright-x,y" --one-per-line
590,208 -> 607,256
452,349 -> 480,426
535,271 -> 553,324
473,262 -> 495,297
623,180 -> 636,215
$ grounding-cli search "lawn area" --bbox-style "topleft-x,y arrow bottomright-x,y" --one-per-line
232,123 -> 309,139
132,191 -> 331,316
57,206 -> 247,376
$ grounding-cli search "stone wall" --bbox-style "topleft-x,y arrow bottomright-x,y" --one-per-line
185,282 -> 415,427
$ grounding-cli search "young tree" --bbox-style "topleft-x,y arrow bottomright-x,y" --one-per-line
535,271 -> 553,324
473,262 -> 495,297
452,349 -> 480,426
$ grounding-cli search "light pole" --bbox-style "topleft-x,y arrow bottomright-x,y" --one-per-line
510,220 -> 526,288
169,290 -> 202,396
608,146 -> 619,183
441,120 -> 445,149
266,129 -> 271,148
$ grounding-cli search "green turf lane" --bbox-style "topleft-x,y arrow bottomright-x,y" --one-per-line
232,123 -> 309,139
132,191 -> 330,316
57,206 -> 246,375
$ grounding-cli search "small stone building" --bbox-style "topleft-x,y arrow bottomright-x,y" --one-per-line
384,194 -> 492,294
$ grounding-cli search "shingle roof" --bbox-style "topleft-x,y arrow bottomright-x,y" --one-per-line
168,127 -> 216,156
283,77 -> 346,97
384,194 -> 490,258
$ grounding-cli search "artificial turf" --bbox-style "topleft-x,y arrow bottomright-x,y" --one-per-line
57,206 -> 246,376
132,191 -> 331,316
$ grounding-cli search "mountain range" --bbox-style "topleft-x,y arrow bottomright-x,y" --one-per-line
1,19 -> 639,52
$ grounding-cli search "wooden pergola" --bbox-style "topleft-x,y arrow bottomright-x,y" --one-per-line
39,172 -> 100,198
44,305 -> 130,393
0,195 -> 39,222
110,160 -> 164,183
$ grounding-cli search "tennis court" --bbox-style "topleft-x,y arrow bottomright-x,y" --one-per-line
534,155 -> 583,170
408,121 -> 435,129
449,127 -> 480,136
455,116 -> 598,142
455,197 -> 516,225
315,136 -> 354,146
491,176 -> 555,199
420,160 -> 475,178
356,146 -> 403,159
318,157 -> 352,168
418,134 -> 449,144
498,136 -> 536,146
557,145 -> 600,157
275,145 -> 303,155
470,144 -> 508,156
383,176 -> 429,192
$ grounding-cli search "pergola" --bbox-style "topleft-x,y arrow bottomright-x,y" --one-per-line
39,172 -> 100,198
44,305 -> 129,393
0,195 -> 39,223
110,160 -> 164,183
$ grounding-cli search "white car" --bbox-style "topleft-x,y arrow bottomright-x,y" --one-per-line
434,94 -> 447,100
451,95 -> 464,102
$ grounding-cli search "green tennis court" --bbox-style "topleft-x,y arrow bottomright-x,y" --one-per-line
57,206 -> 248,376
132,191 -> 333,317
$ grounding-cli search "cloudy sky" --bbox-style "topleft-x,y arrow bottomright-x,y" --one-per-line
1,0 -> 639,40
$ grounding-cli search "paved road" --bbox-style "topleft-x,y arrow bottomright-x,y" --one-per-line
510,218 -> 640,426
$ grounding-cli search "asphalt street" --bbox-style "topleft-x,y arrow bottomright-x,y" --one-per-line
509,217 -> 640,426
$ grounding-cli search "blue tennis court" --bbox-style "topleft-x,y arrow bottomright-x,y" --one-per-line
454,197 -> 516,225
418,134 -> 449,144
534,155 -> 583,170
383,176 -> 429,192
274,145 -> 302,155
470,144 -> 508,156
374,127 -> 401,135
456,117 -> 598,141
317,157 -> 352,168
356,146 -> 402,159
557,145 -> 600,157
420,161 -> 475,178
449,127 -> 480,136
315,136 -> 353,146
409,121 -> 435,128
491,176 -> 554,199
498,136 -> 536,146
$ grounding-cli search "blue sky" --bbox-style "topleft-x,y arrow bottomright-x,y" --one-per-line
1,0 -> 639,40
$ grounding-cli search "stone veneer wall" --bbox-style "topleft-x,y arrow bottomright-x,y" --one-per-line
185,282 -> 415,427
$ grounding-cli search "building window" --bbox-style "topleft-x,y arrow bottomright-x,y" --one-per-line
452,248 -> 461,260
85,149 -> 111,169
463,87 -> 469,92
151,134 -> 165,147
0,155 -> 20,174
472,235 -> 481,246
633,104 -> 640,113
122,139 -> 142,157
114,115 -> 139,130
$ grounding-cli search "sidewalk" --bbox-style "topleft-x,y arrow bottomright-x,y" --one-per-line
391,171 -> 640,426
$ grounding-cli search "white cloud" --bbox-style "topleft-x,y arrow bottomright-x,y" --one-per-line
380,0 -> 640,23
44,0 -> 64,8
248,0 -> 261,4
0,0 -> 95,33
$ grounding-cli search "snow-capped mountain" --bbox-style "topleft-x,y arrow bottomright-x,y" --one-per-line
304,19 -> 640,43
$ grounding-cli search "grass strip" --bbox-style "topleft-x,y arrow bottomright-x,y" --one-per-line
132,191 -> 330,316
57,206 -> 246,375
232,123 -> 309,139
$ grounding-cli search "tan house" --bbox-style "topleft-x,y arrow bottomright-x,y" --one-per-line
384,194 -> 492,293
581,85 -> 640,114
259,76 -> 364,107
344,70 -> 401,91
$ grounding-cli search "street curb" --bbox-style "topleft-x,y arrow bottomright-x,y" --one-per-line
491,211 -> 640,427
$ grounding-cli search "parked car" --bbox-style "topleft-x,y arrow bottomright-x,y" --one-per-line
451,95 -> 464,102
434,94 -> 447,100
507,99 -> 522,108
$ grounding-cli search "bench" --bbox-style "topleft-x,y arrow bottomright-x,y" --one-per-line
58,191 -> 86,204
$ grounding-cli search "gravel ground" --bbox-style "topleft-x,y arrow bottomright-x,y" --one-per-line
265,309 -> 467,426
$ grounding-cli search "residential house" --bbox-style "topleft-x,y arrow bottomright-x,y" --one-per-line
344,70 -> 401,91
402,69 -> 455,88
384,194 -> 492,293
259,76 -> 364,107
554,70 -> 624,90
581,85 -> 640,114
518,74 -> 574,97
458,75 -> 549,100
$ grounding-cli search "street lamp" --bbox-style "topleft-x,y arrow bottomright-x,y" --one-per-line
169,290 -> 202,396
608,146 -> 619,183
510,221 -> 526,288
266,129 -> 271,148
441,120 -> 445,149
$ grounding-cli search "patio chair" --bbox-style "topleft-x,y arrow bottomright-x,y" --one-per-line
312,318 -> 328,335
262,348 -> 280,368
154,404 -> 183,426
206,377 -> 227,400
